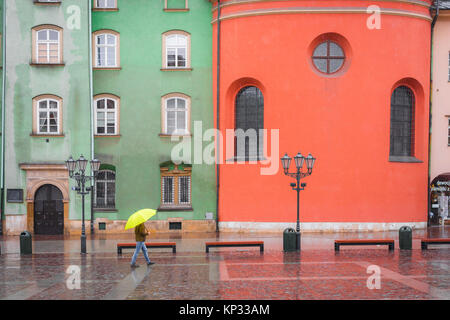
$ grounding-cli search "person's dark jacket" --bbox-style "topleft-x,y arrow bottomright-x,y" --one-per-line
135,223 -> 148,242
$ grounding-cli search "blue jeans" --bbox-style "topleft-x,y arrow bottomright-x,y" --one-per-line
131,242 -> 151,265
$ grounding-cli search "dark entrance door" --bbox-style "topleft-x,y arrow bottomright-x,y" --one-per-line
34,184 -> 64,235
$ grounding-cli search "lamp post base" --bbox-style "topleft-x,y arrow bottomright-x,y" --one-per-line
81,234 -> 86,254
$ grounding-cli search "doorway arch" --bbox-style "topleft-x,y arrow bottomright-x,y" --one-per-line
34,184 -> 64,235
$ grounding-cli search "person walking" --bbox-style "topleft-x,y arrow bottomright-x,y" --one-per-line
130,222 -> 154,268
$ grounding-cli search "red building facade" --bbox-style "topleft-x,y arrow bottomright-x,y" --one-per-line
212,0 -> 432,232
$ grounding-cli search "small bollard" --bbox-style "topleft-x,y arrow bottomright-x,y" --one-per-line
399,226 -> 412,250
20,231 -> 33,255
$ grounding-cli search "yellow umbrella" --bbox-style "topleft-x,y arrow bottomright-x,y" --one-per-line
124,209 -> 157,230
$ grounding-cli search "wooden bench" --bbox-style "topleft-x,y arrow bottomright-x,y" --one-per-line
205,241 -> 264,253
117,242 -> 176,255
421,238 -> 450,250
334,239 -> 394,251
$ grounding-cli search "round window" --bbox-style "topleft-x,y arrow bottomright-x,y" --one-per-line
312,41 -> 345,74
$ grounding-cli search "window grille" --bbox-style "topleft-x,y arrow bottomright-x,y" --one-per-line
390,86 -> 414,157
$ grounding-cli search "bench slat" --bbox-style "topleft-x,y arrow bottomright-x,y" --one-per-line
205,241 -> 264,253
334,239 -> 394,251
205,241 -> 263,245
117,242 -> 176,254
421,238 -> 450,250
335,239 -> 394,244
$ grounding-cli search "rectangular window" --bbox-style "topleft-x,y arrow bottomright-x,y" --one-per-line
94,32 -> 119,68
96,0 -> 116,8
178,176 -> 191,204
94,170 -> 116,209
37,99 -> 59,134
162,176 -> 175,204
165,0 -> 188,10
160,169 -> 192,210
35,28 -> 61,64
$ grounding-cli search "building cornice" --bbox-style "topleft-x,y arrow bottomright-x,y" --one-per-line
211,6 -> 432,23
211,0 -> 432,12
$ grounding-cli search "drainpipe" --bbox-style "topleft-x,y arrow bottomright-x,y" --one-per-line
428,0 -> 439,227
1,0 -> 6,235
215,0 -> 221,233
88,0 -> 95,234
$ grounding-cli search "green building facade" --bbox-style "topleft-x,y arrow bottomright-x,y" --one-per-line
0,0 -> 215,235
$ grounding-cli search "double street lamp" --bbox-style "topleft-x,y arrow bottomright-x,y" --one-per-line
66,155 -> 100,254
281,152 -> 316,251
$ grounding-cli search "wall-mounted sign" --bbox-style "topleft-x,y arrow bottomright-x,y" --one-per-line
7,189 -> 23,203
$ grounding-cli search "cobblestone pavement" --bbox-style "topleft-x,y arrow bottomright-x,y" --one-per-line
0,227 -> 449,300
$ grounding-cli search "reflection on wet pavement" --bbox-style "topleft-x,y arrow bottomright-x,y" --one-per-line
0,227 -> 449,300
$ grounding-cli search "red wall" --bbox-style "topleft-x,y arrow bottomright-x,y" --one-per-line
212,0 -> 431,224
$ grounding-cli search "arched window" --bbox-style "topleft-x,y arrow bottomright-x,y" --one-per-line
390,86 -> 415,157
162,31 -> 190,69
94,169 -> 116,209
32,95 -> 63,135
32,25 -> 63,64
94,94 -> 120,135
161,93 -> 191,135
235,86 -> 264,160
93,30 -> 120,68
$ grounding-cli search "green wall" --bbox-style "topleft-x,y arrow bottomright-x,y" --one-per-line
92,0 -> 215,221
2,0 -> 91,219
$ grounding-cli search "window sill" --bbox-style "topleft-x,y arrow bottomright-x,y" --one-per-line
94,208 -> 118,213
93,8 -> 119,12
93,67 -> 121,70
157,205 -> 193,212
30,133 -> 65,137
159,133 -> 192,138
163,8 -> 190,12
94,134 -> 121,138
33,1 -> 61,5
389,156 -> 423,163
226,156 -> 268,163
30,63 -> 65,67
160,68 -> 192,72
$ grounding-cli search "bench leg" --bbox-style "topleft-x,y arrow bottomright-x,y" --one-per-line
335,243 -> 339,252
421,243 -> 427,250
206,246 -> 209,253
117,248 -> 122,255
260,244 -> 264,252
389,243 -> 394,251
172,246 -> 176,253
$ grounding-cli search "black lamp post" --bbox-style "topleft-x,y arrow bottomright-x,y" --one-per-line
66,155 -> 100,254
281,152 -> 316,251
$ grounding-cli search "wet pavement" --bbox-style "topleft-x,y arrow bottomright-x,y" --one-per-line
0,227 -> 449,300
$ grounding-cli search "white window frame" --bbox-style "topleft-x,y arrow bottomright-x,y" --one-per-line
95,0 -> 117,9
36,98 -> 60,135
163,95 -> 190,135
93,31 -> 119,68
36,29 -> 61,64
166,34 -> 187,68
94,95 -> 119,135
162,31 -> 191,69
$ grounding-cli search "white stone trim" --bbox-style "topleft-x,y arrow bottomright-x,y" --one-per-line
218,221 -> 427,233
